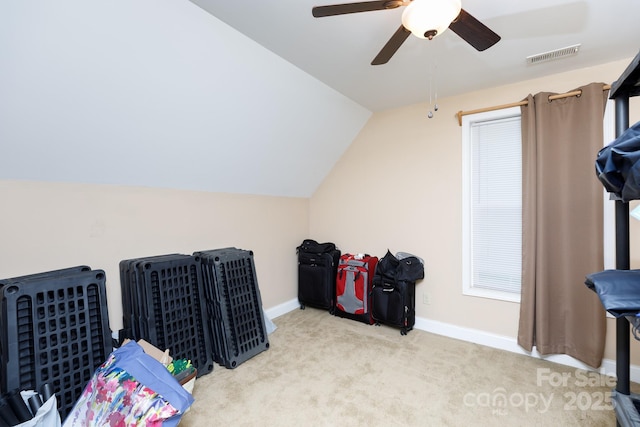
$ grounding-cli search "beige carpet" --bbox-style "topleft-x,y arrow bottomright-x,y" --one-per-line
180,308 -> 619,426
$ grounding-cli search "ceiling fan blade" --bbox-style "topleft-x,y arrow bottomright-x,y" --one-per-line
448,9 -> 501,51
371,25 -> 411,65
312,1 -> 404,18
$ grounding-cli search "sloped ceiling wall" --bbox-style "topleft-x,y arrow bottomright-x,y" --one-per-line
0,0 -> 371,198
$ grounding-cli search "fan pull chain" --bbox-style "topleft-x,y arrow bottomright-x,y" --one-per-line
427,56 -> 438,119
434,73 -> 439,112
428,73 -> 433,118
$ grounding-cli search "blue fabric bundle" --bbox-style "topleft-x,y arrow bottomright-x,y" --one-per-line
585,269 -> 640,317
596,121 -> 640,202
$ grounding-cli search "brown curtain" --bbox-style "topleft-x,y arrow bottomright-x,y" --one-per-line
517,82 -> 608,368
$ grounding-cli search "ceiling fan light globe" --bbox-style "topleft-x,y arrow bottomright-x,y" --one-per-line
401,0 -> 462,39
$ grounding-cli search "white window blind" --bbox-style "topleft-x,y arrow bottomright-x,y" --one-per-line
462,107 -> 522,302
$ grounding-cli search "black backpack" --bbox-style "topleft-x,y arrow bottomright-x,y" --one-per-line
375,250 -> 424,283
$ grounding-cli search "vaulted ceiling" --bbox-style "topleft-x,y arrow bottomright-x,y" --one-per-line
0,0 -> 371,198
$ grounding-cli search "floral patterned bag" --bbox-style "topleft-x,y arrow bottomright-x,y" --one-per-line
63,341 -> 194,426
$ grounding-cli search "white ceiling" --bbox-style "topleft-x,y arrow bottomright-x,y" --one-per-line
190,0 -> 640,111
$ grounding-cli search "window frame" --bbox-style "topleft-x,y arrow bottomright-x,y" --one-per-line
461,106 -> 522,303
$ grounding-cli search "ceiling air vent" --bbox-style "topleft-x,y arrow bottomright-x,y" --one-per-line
526,44 -> 581,65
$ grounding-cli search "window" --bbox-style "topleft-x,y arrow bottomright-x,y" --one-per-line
462,107 -> 522,302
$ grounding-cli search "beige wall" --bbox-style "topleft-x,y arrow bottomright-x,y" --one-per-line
2,57 -> 640,368
310,57 -> 640,365
0,180 -> 308,331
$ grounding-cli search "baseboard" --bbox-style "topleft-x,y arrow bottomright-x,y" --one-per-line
414,316 -> 640,383
265,298 -> 300,320
264,299 -> 640,383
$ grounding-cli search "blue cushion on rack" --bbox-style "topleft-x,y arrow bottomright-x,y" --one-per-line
585,269 -> 640,317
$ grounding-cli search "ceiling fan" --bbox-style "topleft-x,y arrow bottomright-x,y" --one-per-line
312,0 -> 501,65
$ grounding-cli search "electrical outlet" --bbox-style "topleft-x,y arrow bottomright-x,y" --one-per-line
423,291 -> 431,305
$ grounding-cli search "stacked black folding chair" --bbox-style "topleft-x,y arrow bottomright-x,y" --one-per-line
0,267 -> 112,420
119,254 -> 214,377
195,248 -> 270,369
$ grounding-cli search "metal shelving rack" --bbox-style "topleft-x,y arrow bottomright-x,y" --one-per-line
607,49 -> 640,427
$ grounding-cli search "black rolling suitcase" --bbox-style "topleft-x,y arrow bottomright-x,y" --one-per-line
297,239 -> 341,313
371,250 -> 424,335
